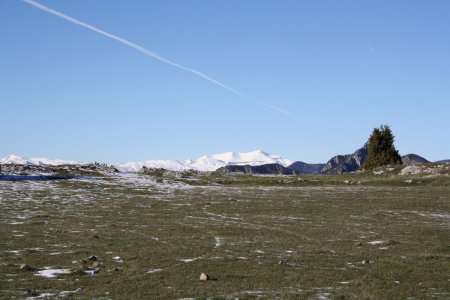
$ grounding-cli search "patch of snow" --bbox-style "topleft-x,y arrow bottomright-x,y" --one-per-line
84,268 -> 100,276
25,292 -> 56,299
215,237 -> 222,248
316,292 -> 331,300
112,256 -> 123,263
177,257 -> 201,263
59,288 -> 82,297
146,268 -> 163,274
35,268 -> 71,278
367,240 -> 385,245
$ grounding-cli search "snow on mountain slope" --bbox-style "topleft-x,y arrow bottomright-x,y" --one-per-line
210,150 -> 292,167
0,154 -> 77,166
0,154 -> 34,165
30,157 -> 78,166
115,150 -> 293,173
1,151 -> 292,173
116,160 -> 189,173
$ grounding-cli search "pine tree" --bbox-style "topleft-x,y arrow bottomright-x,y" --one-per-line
361,125 -> 402,170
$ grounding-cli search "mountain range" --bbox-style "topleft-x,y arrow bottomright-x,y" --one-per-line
0,151 -> 292,173
0,149 -> 446,175
0,154 -> 77,166
114,150 -> 292,172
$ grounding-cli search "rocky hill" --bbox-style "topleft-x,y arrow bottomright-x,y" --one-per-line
320,144 -> 368,175
215,163 -> 298,175
288,161 -> 325,174
401,154 -> 429,166
435,159 -> 450,163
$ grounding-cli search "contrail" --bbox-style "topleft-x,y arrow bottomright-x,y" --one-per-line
22,0 -> 291,115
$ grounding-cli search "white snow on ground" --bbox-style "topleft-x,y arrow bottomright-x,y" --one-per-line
34,268 -> 71,278
146,268 -> 163,274
115,150 -> 293,173
215,237 -> 222,248
177,257 -> 202,263
367,241 -> 385,245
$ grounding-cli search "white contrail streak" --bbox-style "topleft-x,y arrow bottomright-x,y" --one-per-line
22,0 -> 291,115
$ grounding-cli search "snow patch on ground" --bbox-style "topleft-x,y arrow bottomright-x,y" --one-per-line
215,237 -> 222,248
146,268 -> 163,274
34,268 -> 71,278
177,257 -> 201,263
367,240 -> 385,245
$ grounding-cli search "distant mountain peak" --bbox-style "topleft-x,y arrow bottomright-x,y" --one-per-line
0,154 -> 77,166
401,154 -> 429,166
115,150 -> 292,173
320,144 -> 369,175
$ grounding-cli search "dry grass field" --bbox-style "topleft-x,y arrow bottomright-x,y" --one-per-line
1,169 -> 449,299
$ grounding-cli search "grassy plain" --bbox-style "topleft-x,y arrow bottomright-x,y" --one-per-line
0,169 -> 449,299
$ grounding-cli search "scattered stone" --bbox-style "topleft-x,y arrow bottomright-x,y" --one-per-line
386,240 -> 400,246
426,255 -> 440,260
92,260 -> 101,268
354,242 -> 363,247
88,255 -> 98,261
199,272 -> 209,281
362,260 -> 372,265
278,260 -> 287,266
20,264 -> 37,271
27,289 -> 40,296
79,259 -> 88,270
79,255 -> 102,270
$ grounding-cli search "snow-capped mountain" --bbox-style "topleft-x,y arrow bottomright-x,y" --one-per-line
115,150 -> 293,173
1,150 -> 292,173
0,154 -> 77,166
0,154 -> 34,165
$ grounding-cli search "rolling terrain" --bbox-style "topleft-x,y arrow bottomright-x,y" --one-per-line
1,163 -> 450,299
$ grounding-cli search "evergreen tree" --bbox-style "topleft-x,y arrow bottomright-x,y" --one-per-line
361,125 -> 402,170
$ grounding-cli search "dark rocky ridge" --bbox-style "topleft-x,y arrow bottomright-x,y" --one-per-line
401,154 -> 429,166
320,144 -> 368,175
215,163 -> 299,175
288,161 -> 325,174
435,159 -> 450,163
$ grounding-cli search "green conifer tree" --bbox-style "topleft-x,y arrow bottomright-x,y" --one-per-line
361,125 -> 402,170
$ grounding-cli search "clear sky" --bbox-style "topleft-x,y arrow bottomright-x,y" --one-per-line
1,0 -> 449,163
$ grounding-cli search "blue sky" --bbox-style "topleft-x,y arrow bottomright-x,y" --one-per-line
1,0 -> 449,163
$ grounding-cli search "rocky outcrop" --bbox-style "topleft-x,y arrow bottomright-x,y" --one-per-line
435,159 -> 450,163
288,161 -> 325,174
215,163 -> 298,175
401,154 -> 429,166
320,144 -> 368,175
